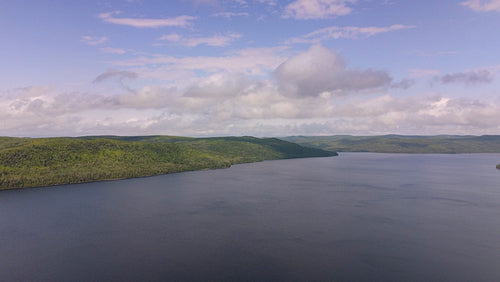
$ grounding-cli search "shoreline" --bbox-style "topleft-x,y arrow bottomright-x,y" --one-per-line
0,155 -> 336,191
0,136 -> 336,191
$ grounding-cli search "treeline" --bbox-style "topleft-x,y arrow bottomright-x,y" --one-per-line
281,135 -> 500,154
0,136 -> 336,190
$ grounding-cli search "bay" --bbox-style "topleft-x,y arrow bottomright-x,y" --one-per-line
1,153 -> 500,281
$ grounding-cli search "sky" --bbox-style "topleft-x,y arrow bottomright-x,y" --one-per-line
1,0 -> 500,137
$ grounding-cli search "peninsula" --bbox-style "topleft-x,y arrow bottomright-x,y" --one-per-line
0,136 -> 336,190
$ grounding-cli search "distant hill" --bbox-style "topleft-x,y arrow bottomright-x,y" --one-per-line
281,135 -> 500,154
0,136 -> 336,190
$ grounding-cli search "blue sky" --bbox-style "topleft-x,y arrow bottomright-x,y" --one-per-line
1,0 -> 500,137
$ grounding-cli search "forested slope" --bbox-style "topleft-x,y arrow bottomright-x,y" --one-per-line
0,136 -> 336,190
281,135 -> 500,154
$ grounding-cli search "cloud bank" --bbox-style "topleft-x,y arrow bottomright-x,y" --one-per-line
3,45 -> 499,137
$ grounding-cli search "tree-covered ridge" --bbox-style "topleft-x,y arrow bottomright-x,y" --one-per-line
0,136 -> 336,190
281,135 -> 500,154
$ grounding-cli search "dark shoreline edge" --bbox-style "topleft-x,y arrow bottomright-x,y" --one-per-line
1,155 -> 337,192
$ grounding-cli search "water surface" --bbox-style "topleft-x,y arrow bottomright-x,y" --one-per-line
1,153 -> 500,281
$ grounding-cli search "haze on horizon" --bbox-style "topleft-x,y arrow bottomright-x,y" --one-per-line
1,0 -> 500,137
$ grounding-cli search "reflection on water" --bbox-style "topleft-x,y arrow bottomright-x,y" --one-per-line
1,153 -> 500,281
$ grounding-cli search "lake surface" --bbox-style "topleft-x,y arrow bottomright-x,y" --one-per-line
1,153 -> 500,281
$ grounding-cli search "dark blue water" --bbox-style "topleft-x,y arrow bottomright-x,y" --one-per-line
1,153 -> 500,281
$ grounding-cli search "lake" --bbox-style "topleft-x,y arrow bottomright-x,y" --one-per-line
1,153 -> 500,281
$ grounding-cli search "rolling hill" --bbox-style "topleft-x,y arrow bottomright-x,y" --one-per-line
0,136 -> 336,190
281,135 -> 500,154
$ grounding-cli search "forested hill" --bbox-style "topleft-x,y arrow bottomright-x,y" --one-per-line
0,136 -> 336,190
281,135 -> 500,154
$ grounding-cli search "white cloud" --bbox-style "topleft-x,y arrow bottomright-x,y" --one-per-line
99,11 -> 196,28
258,0 -> 278,5
81,35 -> 108,45
158,33 -> 182,42
158,32 -> 242,47
461,0 -> 500,12
111,46 -> 290,78
100,47 -> 127,54
1,86 -> 54,99
3,45 -> 500,137
286,24 -> 415,44
3,82 -> 500,137
284,0 -> 357,19
183,73 -> 251,98
212,12 -> 249,19
118,85 -> 177,109
211,12 -> 249,18
274,45 -> 391,96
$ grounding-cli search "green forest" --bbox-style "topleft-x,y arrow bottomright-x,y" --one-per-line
282,135 -> 500,170
281,135 -> 500,154
0,136 -> 336,190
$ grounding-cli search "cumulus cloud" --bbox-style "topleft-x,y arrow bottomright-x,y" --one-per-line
4,82 -> 500,137
274,45 -> 391,96
4,44 -> 500,137
461,0 -> 500,12
158,32 -> 242,47
183,73 -> 251,98
172,76 -> 336,121
118,86 -> 177,109
434,70 -> 494,85
99,11 -> 196,28
81,35 -> 108,45
284,0 -> 357,19
287,24 -> 415,44
1,88 -> 116,122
